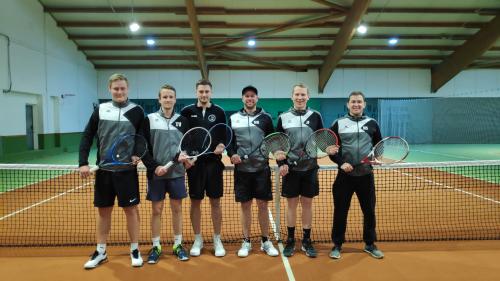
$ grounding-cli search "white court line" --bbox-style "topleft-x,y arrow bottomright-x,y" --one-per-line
397,170 -> 500,205
269,208 -> 296,281
0,181 -> 93,221
411,149 -> 478,161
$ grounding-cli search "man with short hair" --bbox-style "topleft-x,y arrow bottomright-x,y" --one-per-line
141,84 -> 191,263
228,85 -> 279,258
180,79 -> 227,257
277,83 -> 337,258
329,91 -> 384,259
79,73 -> 145,269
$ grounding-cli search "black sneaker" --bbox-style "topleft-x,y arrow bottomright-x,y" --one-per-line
173,244 -> 190,261
147,246 -> 162,264
301,239 -> 317,258
283,238 -> 295,257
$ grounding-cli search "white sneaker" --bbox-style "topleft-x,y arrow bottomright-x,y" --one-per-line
130,249 -> 143,267
237,241 -> 252,258
190,238 -> 204,257
213,237 -> 226,257
261,240 -> 279,257
84,251 -> 108,269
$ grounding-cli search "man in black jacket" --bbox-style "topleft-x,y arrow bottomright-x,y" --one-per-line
180,79 -> 227,257
329,91 -> 384,259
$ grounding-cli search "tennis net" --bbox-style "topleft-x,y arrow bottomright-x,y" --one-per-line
1,161 -> 499,247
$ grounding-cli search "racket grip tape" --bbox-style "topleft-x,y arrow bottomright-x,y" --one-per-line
163,161 -> 174,169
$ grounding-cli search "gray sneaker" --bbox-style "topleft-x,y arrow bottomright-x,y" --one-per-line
329,245 -> 341,259
364,244 -> 384,259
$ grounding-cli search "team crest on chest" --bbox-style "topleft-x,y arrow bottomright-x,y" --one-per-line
208,114 -> 216,122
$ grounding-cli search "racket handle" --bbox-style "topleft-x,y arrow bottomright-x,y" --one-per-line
163,161 -> 174,170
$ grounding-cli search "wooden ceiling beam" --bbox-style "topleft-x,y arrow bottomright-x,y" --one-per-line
68,33 -> 475,41
311,0 -> 347,12
57,21 -> 488,29
43,6 -> 499,15
207,51 -> 307,71
77,45 -> 500,52
185,0 -> 208,79
93,63 -> 437,70
431,15 -> 500,92
87,54 -> 499,61
205,13 -> 344,49
318,0 -> 371,93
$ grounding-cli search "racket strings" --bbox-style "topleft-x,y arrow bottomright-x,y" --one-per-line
209,124 -> 232,148
260,134 -> 290,158
373,138 -> 408,163
305,130 -> 337,157
113,135 -> 148,162
180,129 -> 211,157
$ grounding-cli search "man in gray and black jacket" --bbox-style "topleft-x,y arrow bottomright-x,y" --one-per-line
79,73 -> 145,269
141,84 -> 191,263
227,85 -> 279,258
276,83 -> 326,258
328,91 -> 384,260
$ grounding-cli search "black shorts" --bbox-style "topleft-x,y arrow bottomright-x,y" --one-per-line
281,168 -> 319,198
234,167 -> 273,202
94,169 -> 140,207
146,176 -> 187,201
186,160 -> 224,199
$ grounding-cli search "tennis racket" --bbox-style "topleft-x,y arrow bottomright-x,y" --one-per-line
205,123 -> 233,155
242,132 -> 291,160
360,136 -> 409,165
292,128 -> 339,165
163,126 -> 212,169
93,134 -> 149,172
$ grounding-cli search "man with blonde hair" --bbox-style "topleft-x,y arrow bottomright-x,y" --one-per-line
79,73 -> 145,268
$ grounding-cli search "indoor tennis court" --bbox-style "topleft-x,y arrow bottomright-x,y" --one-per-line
1,1 -> 499,281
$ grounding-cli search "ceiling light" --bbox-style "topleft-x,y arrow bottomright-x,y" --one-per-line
356,24 -> 368,34
247,39 -> 256,47
129,22 -> 140,32
146,39 -> 155,46
388,37 -> 399,46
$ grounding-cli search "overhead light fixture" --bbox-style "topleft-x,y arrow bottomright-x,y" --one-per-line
356,24 -> 368,34
388,37 -> 399,46
129,22 -> 140,32
247,39 -> 256,47
146,39 -> 155,46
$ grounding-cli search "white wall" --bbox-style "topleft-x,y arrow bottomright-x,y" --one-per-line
0,0 -> 97,137
97,69 -> 319,99
97,68 -> 500,100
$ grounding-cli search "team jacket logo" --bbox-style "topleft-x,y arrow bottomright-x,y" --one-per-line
253,120 -> 259,125
191,115 -> 197,118
208,114 -> 216,122
362,126 -> 368,130
175,122 -> 182,127
305,120 -> 310,125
